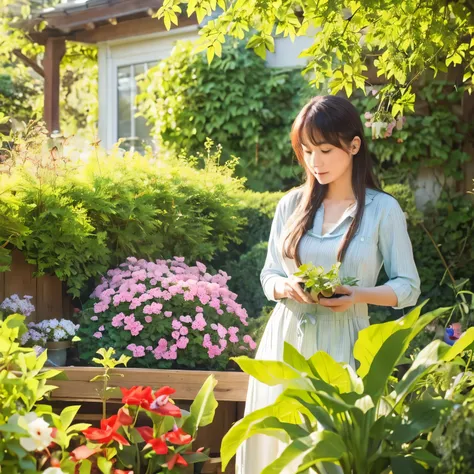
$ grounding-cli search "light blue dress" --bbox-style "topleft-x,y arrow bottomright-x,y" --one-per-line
236,186 -> 421,474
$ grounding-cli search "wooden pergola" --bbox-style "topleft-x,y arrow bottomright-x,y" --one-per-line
24,0 -> 198,133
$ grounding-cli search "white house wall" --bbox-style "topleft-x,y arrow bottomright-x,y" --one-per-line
97,30 -> 315,149
98,26 -> 201,149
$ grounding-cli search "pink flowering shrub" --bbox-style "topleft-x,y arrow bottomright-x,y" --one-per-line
77,256 -> 257,370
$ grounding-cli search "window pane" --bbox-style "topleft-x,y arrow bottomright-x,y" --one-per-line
117,65 -> 131,140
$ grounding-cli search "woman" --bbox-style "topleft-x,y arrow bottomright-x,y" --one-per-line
236,96 -> 421,473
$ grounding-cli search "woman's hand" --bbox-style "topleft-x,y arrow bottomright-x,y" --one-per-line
274,275 -> 316,304
319,285 -> 359,312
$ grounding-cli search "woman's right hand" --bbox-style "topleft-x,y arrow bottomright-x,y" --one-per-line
274,275 -> 316,304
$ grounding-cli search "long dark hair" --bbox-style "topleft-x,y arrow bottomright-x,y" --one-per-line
283,95 -> 382,267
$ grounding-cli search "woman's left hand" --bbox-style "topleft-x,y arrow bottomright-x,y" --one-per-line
319,285 -> 359,312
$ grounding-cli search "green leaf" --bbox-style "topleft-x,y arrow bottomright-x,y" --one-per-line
308,352 -> 352,393
221,400 -> 301,469
283,342 -> 311,373
354,303 -> 427,377
182,374 -> 218,436
261,431 -> 346,473
393,340 -> 448,404
59,405 -> 81,430
97,456 -> 112,474
79,459 -> 92,474
363,329 -> 412,402
390,399 -> 452,442
232,356 -> 307,386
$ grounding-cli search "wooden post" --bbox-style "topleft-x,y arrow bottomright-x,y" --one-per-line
43,37 -> 66,134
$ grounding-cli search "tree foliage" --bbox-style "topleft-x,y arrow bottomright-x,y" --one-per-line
156,0 -> 474,121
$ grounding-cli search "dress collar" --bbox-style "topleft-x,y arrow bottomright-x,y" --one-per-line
309,188 -> 378,238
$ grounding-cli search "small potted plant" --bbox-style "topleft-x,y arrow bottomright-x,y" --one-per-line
294,262 -> 359,303
21,318 -> 80,366
0,294 -> 35,319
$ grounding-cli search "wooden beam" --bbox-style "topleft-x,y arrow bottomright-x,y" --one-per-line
43,37 -> 66,133
12,49 -> 44,78
40,0 -> 158,32
73,15 -> 198,44
50,367 -> 249,402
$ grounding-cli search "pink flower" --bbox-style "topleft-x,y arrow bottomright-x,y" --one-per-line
111,313 -> 125,327
243,335 -> 257,350
176,337 -> 189,349
164,311 -> 173,318
196,261 -> 207,273
192,314 -> 207,331
179,326 -> 188,336
145,316 -> 153,323
196,306 -> 203,313
91,316 -> 99,322
172,319 -> 182,330
93,332 -> 102,339
99,325 -> 105,331
146,346 -> 153,351
161,291 -> 172,301
172,331 -> 181,340
364,111 -> 373,120
94,302 -> 108,313
180,315 -> 193,323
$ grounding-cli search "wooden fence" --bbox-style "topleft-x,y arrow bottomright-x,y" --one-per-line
0,250 -> 74,322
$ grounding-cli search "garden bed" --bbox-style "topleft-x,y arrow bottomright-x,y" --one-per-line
48,367 -> 249,474
50,367 -> 249,403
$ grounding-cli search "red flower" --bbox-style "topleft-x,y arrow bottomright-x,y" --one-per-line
149,387 -> 181,418
167,453 -> 188,470
121,386 -> 155,408
165,427 -> 192,445
83,415 -> 129,446
114,471 -> 134,474
136,426 -> 168,455
121,385 -> 181,418
70,445 -> 101,462
117,407 -> 134,426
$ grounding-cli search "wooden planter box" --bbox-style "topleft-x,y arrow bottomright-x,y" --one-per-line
49,367 -> 249,474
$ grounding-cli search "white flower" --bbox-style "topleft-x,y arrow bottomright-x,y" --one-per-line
43,469 -> 66,474
19,413 -> 53,452
53,328 -> 66,341
49,319 -> 59,329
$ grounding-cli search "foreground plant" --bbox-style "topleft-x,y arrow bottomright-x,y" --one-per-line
72,376 -> 218,473
221,302 -> 474,473
0,314 -> 90,473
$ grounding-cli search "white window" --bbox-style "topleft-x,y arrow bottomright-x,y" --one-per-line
117,61 -> 157,152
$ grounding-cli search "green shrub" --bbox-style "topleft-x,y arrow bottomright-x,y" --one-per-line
0,126 -> 250,298
137,39 -> 312,192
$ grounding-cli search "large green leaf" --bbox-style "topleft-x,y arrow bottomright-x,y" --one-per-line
393,340 -> 448,404
391,455 -> 430,473
278,390 -> 336,431
441,326 -> 474,361
308,352 -> 353,393
354,303 -> 426,378
394,328 -> 474,405
389,399 -> 453,443
232,356 -> 310,387
261,431 -> 346,474
283,342 -> 312,374
363,329 -> 412,402
221,400 -> 301,470
182,374 -> 218,436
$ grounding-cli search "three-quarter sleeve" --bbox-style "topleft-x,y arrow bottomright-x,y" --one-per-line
260,198 -> 290,302
378,200 -> 421,309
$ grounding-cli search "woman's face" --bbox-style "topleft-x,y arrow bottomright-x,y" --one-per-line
301,132 -> 360,185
